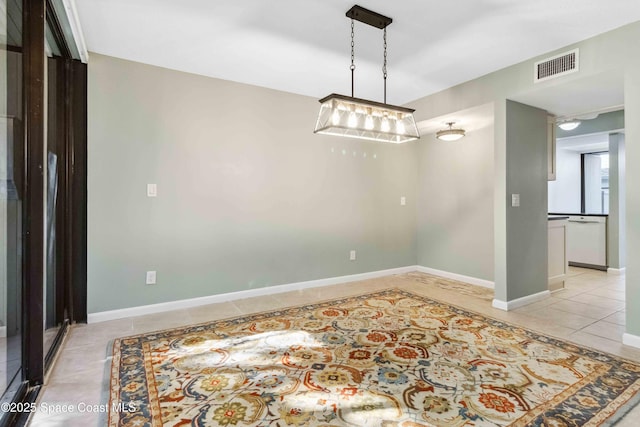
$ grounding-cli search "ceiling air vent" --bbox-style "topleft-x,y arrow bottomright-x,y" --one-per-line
534,48 -> 579,83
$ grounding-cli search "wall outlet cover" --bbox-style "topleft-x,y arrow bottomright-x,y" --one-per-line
146,270 -> 157,285
350,250 -> 356,261
147,184 -> 157,197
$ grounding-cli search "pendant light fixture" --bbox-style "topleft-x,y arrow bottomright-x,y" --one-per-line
436,122 -> 466,141
314,5 -> 419,144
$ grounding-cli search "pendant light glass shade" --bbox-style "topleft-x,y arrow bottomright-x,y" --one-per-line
314,94 -> 419,143
558,120 -> 580,131
436,122 -> 466,141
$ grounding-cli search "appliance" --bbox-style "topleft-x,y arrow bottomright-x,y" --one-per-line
566,215 -> 607,270
314,5 -> 419,144
436,122 -> 466,141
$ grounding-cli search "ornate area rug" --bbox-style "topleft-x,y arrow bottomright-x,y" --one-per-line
401,273 -> 494,301
108,289 -> 640,426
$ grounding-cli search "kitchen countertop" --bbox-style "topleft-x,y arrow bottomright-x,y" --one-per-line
548,216 -> 569,221
548,212 -> 608,217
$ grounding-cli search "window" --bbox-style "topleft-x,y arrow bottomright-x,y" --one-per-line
582,152 -> 609,214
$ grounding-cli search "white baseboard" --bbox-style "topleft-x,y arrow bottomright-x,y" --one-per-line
416,266 -> 494,289
622,333 -> 640,349
492,290 -> 550,311
607,267 -> 626,273
88,265 -> 418,323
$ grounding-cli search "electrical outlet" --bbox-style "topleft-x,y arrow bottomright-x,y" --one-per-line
400,196 -> 406,206
146,270 -> 157,285
511,193 -> 520,207
147,184 -> 157,197
350,250 -> 356,261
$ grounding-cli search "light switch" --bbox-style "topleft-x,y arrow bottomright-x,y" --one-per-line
400,197 -> 406,206
146,271 -> 157,285
350,250 -> 356,261
147,184 -> 157,197
511,194 -> 520,207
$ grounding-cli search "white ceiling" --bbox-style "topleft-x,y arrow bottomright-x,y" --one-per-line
558,133 -> 610,153
76,0 -> 640,106
416,103 -> 494,136
511,70 -> 625,118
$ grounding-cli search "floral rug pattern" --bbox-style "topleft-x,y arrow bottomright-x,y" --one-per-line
108,289 -> 640,426
401,273 -> 494,301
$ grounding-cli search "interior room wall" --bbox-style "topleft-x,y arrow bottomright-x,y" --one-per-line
548,148 -> 581,213
87,53 -> 417,314
625,67 -> 640,341
505,100 -> 549,301
609,133 -> 626,269
406,21 -> 640,312
87,20 -> 640,343
416,109 -> 494,281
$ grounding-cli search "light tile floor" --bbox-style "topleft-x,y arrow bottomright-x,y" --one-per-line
28,267 -> 640,426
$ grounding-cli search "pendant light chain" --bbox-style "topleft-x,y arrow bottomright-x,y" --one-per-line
383,27 -> 388,104
350,18 -> 356,97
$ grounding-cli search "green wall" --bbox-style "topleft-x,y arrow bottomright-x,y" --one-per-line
407,21 -> 640,321
88,54 -> 418,313
505,100 -> 549,300
624,67 -> 640,339
609,133 -> 626,269
88,20 -> 640,343
416,105 -> 494,281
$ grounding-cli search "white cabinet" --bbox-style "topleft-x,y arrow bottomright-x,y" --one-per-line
567,215 -> 607,269
548,218 -> 568,291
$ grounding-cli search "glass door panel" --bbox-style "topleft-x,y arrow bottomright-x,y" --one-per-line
44,19 -> 66,360
1,0 -> 23,398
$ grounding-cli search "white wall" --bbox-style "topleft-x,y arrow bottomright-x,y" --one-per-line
548,148 -> 581,213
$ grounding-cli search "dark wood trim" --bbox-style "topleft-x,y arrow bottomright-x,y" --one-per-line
568,261 -> 608,271
22,0 -> 46,386
47,57 -> 67,327
41,54 -> 88,364
63,58 -> 73,322
68,59 -> 88,323
2,45 -> 23,53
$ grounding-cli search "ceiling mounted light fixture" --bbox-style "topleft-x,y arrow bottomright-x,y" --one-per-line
558,119 -> 581,131
314,5 -> 419,144
436,122 -> 466,141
